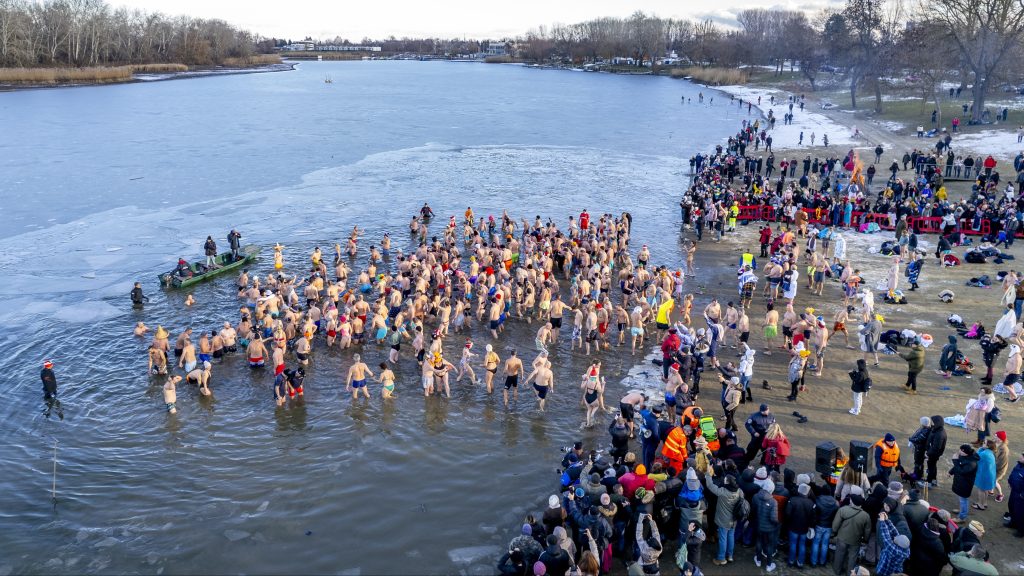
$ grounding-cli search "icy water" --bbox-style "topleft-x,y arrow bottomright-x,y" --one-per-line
0,61 -> 735,575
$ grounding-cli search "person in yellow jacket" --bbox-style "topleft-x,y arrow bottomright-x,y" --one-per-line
656,296 -> 674,331
728,203 -> 739,232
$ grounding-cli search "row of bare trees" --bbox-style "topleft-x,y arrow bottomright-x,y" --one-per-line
492,0 -> 1024,123
0,0 -> 263,67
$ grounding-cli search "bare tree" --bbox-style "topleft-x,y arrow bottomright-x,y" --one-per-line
923,0 -> 1024,123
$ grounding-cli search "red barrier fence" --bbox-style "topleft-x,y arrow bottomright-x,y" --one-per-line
732,205 -> 1007,237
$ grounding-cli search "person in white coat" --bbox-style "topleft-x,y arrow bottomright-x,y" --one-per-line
833,233 -> 847,262
738,342 -> 756,403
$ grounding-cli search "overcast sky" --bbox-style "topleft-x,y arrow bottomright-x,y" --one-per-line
116,0 -> 845,40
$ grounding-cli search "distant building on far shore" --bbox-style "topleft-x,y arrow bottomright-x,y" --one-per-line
316,45 -> 383,52
279,42 -> 382,52
484,42 -> 506,56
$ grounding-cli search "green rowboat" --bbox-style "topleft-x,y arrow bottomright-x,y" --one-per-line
158,245 -> 259,289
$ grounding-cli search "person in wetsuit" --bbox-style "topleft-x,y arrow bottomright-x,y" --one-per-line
130,282 -> 148,308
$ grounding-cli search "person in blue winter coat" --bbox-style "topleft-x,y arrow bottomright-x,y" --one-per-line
972,442 -> 996,511
639,404 -> 661,469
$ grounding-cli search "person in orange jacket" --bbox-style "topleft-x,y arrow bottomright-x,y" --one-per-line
662,425 -> 689,475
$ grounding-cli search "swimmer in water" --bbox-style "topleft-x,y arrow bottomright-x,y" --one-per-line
346,354 -> 374,400
134,322 -> 149,336
502,349 -> 524,408
186,361 -> 212,396
483,344 -> 500,394
581,363 -> 604,427
163,375 -> 182,414
184,294 -> 195,307
377,362 -> 396,399
524,353 -> 554,412
456,339 -> 478,384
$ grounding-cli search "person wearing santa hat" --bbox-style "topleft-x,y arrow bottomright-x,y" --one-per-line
41,360 -> 57,400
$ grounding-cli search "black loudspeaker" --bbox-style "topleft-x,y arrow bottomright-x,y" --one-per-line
816,441 -> 838,476
849,440 -> 872,472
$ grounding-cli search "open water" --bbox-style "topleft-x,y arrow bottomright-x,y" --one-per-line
0,61 -> 735,574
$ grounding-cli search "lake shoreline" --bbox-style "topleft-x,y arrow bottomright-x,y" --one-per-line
0,62 -> 296,92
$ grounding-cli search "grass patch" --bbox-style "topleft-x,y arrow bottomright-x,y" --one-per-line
670,67 -> 748,85
220,54 -> 282,67
129,63 -> 188,73
0,66 -> 133,84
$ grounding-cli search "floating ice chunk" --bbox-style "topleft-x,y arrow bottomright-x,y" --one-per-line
447,546 -> 501,565
53,301 -> 122,324
256,501 -> 269,513
223,530 -> 250,541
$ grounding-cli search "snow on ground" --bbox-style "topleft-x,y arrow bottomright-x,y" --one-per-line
714,85 -> 859,149
953,129 -> 1024,159
874,120 -> 905,132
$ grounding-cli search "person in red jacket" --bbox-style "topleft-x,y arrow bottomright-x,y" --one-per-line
619,464 -> 656,499
759,225 -> 772,257
761,422 -> 791,472
579,209 -> 590,231
984,155 -> 997,178
661,328 -> 682,380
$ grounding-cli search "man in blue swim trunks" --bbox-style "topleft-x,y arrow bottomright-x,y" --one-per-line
346,354 -> 374,400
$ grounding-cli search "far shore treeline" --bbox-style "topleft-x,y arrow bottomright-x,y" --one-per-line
3,0 -> 1024,119
0,0 -> 277,70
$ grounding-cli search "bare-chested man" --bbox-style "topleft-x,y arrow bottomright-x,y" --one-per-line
619,391 -> 645,438
148,345 -> 168,375
247,336 -> 268,368
178,334 -> 197,373
186,361 -> 212,396
163,375 -> 182,414
723,302 -> 739,348
535,322 -> 553,352
548,297 -> 567,342
525,354 -> 554,411
294,334 -> 311,366
629,306 -> 646,354
502,349 -> 524,408
346,354 -> 374,399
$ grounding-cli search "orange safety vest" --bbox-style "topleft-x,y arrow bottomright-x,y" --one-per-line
662,426 -> 689,463
681,405 -> 702,429
874,438 -> 900,468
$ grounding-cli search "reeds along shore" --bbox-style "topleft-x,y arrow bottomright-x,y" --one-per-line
220,54 -> 282,67
669,67 -> 748,86
0,57 -> 281,85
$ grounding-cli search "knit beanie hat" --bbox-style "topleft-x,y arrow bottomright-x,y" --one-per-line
798,483 -> 811,496
755,466 -> 769,480
887,481 -> 905,500
796,473 -> 811,485
686,468 -> 700,490
548,495 -> 560,509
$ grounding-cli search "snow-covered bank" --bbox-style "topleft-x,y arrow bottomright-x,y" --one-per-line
953,129 -> 1023,159
713,85 -> 861,149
